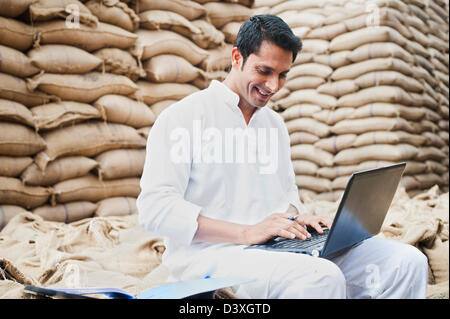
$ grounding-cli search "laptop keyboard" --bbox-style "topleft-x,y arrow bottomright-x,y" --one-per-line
269,229 -> 329,249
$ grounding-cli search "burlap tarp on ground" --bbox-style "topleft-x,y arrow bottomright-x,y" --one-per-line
0,186 -> 447,299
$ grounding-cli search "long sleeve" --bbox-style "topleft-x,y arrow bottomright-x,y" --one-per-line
137,107 -> 202,247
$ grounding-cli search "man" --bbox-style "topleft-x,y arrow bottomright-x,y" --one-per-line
137,15 -> 428,298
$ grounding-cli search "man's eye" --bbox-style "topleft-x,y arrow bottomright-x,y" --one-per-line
257,69 -> 269,75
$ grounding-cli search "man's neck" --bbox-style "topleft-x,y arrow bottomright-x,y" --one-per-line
222,76 -> 257,125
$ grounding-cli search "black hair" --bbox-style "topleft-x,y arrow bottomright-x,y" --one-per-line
234,14 -> 302,67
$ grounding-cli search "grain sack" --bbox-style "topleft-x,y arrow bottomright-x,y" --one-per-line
403,161 -> 427,175
0,99 -> 34,128
414,174 -> 445,189
347,42 -> 414,64
94,94 -> 155,128
190,19 -> 226,49
284,76 -> 325,91
292,160 -> 318,176
85,0 -> 139,32
95,149 -> 145,180
416,147 -> 447,162
0,156 -> 33,178
317,164 -> 357,180
27,72 -> 138,103
306,23 -> 347,41
349,103 -> 425,121
295,175 -> 332,193
355,71 -> 423,93
425,160 -> 448,175
281,104 -> 322,122
353,131 -> 427,148
291,144 -> 334,167
299,39 -> 329,55
287,63 -> 333,80
134,82 -> 199,105
331,117 -> 416,135
137,126 -> 151,140
136,0 -> 206,21
221,21 -> 242,44
313,51 -> 351,69
28,44 -> 102,74
285,118 -> 330,137
0,205 -> 30,230
401,175 -> 420,191
269,0 -> 322,15
200,44 -> 232,72
289,132 -> 320,146
34,122 -> 146,170
423,237 -> 449,284
356,160 -> 397,173
0,17 -> 35,51
33,201 -> 97,223
203,3 -> 252,28
292,26 -> 311,39
337,86 -> 414,108
95,197 -> 137,217
334,144 -> 419,165
21,156 -> 98,186
150,100 -> 177,117
314,107 -> 355,126
331,58 -> 413,81
29,0 -> 98,26
314,134 -> 357,154
405,39 -> 430,59
144,55 -> 205,83
423,132 -> 446,148
52,175 -> 140,203
192,70 -> 228,90
330,26 -> 407,52
0,45 -> 39,78
0,177 -> 49,209
138,10 -> 200,36
331,175 -> 350,190
317,80 -> 359,98
35,20 -> 138,52
93,48 -> 145,82
0,73 -> 57,107
31,101 -> 102,131
270,87 -> 290,102
277,90 -> 337,109
314,190 -> 344,202
0,0 -> 36,18
0,122 -> 45,156
278,11 -> 326,29
133,30 -> 208,65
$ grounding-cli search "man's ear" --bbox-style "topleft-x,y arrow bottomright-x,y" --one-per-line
230,47 -> 242,69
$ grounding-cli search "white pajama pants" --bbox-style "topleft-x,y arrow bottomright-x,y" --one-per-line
172,237 -> 428,299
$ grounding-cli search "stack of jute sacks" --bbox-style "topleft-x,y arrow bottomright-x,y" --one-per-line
0,0 -> 253,230
256,0 -> 449,202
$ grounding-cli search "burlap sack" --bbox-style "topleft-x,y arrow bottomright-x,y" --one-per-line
0,73 -> 57,107
314,134 -> 357,155
287,63 -> 333,80
28,44 -> 103,74
85,0 -> 139,32
95,149 -> 145,180
95,197 -> 137,217
0,156 -> 33,178
349,103 -> 425,121
137,126 -> 152,140
414,54 -> 435,74
34,121 -> 146,170
312,108 -> 354,125
27,72 -> 138,103
317,80 -> 359,98
289,132 -> 319,146
331,117 -> 416,135
52,175 -> 140,203
136,0 -> 205,20
93,48 -> 145,81
292,26 -> 311,39
21,156 -> 98,186
334,144 -> 419,165
277,90 -> 337,109
0,45 -> 39,77
0,205 -> 30,231
94,94 -> 155,128
31,101 -> 102,131
139,10 -> 200,36
416,147 -> 447,162
278,11 -> 325,29
0,16 -> 35,51
331,175 -> 351,190
0,99 -> 34,128
414,174 -> 445,189
269,0 -> 322,15
35,20 -> 138,52
144,54 -> 205,83
306,22 -> 347,41
33,201 -> 97,223
291,144 -> 334,167
221,21 -> 242,44
405,39 -> 430,59
423,237 -> 449,284
312,51 -> 351,69
292,160 -> 318,176
353,131 -> 427,148
401,175 -> 421,191
317,164 -> 358,180
0,177 -> 49,209
29,0 -> 98,26
281,104 -> 322,122
422,132 -> 446,148
296,175 -> 332,193
200,44 -> 232,72
347,42 -> 414,64
284,76 -> 325,91
404,161 -> 427,175
203,2 -> 251,28
0,122 -> 45,156
150,100 -> 177,117
134,82 -> 199,105
190,19 -> 226,49
314,190 -> 344,202
337,86 -> 414,108
299,39 -> 330,55
0,0 -> 37,18
133,30 -> 208,65
285,118 -> 330,138
270,87 -> 290,102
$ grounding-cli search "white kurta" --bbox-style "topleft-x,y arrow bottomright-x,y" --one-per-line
137,80 -> 428,299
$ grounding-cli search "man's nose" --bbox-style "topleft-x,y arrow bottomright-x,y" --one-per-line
265,76 -> 279,93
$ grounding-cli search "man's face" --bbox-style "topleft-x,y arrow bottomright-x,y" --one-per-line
233,40 -> 293,109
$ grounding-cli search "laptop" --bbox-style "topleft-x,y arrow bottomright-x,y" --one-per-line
246,162 -> 406,258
